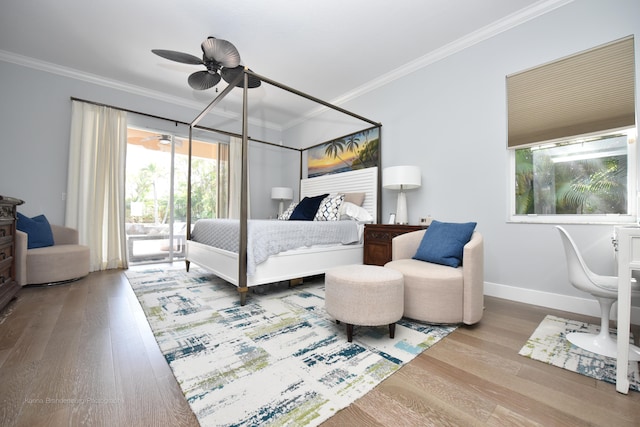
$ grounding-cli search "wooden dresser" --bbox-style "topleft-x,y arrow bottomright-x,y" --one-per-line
363,223 -> 427,266
0,195 -> 24,311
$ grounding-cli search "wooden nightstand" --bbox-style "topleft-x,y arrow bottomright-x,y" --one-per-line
363,223 -> 427,266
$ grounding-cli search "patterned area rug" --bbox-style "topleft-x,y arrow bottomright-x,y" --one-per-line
519,314 -> 640,391
125,264 -> 456,426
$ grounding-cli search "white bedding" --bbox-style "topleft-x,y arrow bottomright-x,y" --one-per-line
191,219 -> 361,275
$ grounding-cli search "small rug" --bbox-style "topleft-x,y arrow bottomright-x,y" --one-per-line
126,264 -> 456,426
519,314 -> 640,391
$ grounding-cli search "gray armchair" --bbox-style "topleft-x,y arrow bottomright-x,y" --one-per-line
385,229 -> 484,325
15,224 -> 90,286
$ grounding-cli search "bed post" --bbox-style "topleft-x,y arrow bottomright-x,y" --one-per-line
186,125 -> 193,271
238,70 -> 250,305
187,72 -> 243,275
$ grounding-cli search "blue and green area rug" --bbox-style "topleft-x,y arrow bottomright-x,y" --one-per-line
519,314 -> 640,391
125,264 -> 456,426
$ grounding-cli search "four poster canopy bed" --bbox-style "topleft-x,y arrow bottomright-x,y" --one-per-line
184,68 -> 382,305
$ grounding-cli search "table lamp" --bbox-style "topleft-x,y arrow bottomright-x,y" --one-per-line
271,187 -> 293,215
382,166 -> 421,224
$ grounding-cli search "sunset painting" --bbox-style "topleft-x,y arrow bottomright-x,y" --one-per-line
307,127 -> 380,178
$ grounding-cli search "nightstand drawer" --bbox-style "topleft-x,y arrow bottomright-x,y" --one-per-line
0,242 -> 12,261
0,223 -> 13,245
363,224 -> 426,266
0,260 -> 11,285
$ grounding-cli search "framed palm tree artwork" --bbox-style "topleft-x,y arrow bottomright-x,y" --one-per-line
307,126 -> 380,178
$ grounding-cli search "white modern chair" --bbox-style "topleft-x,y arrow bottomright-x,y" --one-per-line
556,226 -> 640,360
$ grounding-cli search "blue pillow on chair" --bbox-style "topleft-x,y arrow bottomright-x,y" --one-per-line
16,212 -> 55,249
289,194 -> 328,221
413,220 -> 477,267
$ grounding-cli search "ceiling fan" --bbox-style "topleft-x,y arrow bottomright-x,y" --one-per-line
140,134 -> 184,147
152,37 -> 261,90
141,134 -> 171,143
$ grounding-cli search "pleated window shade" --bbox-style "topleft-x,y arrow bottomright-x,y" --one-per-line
507,36 -> 636,149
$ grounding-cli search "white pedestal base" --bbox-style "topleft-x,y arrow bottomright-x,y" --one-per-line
395,191 -> 408,224
567,331 -> 640,360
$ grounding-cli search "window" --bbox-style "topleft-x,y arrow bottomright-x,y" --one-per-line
511,129 -> 636,222
507,36 -> 636,223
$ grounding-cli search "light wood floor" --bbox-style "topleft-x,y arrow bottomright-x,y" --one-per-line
1,268 -> 639,426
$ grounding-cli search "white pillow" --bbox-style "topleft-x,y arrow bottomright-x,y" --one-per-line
339,202 -> 373,222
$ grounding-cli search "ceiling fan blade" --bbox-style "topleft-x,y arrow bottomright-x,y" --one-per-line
152,49 -> 203,65
140,135 -> 160,142
201,38 -> 241,68
188,70 -> 221,90
140,134 -> 173,143
221,66 -> 262,88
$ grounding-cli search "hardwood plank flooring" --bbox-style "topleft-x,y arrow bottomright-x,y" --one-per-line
0,268 -> 638,426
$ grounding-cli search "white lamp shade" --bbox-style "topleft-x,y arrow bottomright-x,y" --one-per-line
271,187 -> 293,200
382,166 -> 421,190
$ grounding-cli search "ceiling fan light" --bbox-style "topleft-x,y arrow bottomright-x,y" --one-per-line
201,37 -> 241,68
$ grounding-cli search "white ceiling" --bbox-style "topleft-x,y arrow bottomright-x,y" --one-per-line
0,0 -> 570,130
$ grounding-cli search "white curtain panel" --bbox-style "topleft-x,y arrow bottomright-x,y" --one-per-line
66,100 -> 128,271
228,136 -> 250,219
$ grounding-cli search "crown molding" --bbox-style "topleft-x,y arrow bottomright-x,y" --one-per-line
0,49 -> 284,132
283,0 -> 574,130
0,50 -> 205,110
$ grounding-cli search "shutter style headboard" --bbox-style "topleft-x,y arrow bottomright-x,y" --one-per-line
300,167 -> 378,223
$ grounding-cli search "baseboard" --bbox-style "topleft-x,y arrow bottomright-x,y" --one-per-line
484,281 -> 640,326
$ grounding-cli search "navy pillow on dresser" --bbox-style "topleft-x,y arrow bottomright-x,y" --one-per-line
16,212 -> 55,249
413,220 -> 476,267
289,194 -> 328,221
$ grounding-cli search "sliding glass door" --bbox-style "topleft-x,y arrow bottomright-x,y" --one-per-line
125,128 -> 227,265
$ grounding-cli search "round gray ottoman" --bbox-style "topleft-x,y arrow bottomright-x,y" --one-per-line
325,264 -> 404,342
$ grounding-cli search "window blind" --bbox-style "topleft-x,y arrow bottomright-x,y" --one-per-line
507,36 -> 635,149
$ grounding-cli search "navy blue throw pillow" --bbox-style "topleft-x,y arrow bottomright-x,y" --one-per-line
16,212 -> 55,249
289,194 -> 329,221
413,220 -> 476,267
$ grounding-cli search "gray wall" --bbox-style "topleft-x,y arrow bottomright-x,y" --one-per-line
285,0 -> 640,320
0,61 -> 289,223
